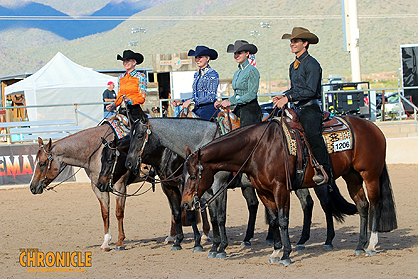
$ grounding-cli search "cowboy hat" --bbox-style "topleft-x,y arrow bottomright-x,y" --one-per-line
227,40 -> 258,54
188,46 -> 218,60
117,49 -> 144,64
281,27 -> 319,44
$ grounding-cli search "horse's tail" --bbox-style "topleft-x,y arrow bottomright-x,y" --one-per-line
374,163 -> 397,232
329,180 -> 358,223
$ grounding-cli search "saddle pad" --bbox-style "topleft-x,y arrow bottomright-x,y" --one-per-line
275,118 -> 297,156
102,119 -> 129,139
274,116 -> 353,155
322,117 -> 353,153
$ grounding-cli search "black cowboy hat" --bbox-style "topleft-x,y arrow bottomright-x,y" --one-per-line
117,50 -> 144,65
227,40 -> 258,54
188,46 -> 218,60
281,27 -> 319,44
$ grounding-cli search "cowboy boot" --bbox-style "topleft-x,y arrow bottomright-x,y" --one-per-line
312,165 -> 329,186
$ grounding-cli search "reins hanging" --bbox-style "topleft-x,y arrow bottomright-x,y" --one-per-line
198,107 -> 280,211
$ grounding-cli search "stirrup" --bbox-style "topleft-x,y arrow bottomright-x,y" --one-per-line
313,174 -> 328,186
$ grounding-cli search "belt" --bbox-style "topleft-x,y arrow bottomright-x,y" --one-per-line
296,99 -> 320,109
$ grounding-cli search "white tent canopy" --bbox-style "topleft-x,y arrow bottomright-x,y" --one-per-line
5,52 -> 118,129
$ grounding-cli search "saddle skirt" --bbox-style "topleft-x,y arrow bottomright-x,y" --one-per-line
102,113 -> 130,139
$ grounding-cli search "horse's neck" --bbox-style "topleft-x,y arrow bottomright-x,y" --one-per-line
53,126 -> 112,169
149,118 -> 218,159
201,123 -> 269,172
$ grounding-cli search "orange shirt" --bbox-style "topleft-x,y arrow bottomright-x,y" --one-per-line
115,69 -> 147,106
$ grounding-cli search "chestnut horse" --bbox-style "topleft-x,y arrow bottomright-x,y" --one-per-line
182,116 -> 397,265
28,124 -> 142,251
126,118 -> 357,258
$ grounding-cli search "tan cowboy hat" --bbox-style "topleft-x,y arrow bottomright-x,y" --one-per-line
281,27 -> 319,44
227,40 -> 258,54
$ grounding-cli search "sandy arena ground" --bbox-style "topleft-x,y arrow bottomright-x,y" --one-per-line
1,164 -> 417,278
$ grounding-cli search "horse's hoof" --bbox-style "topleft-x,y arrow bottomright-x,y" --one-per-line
164,236 -> 175,244
201,234 -> 211,242
268,256 -> 280,264
207,251 -> 217,259
279,259 -> 292,266
170,245 -> 182,251
323,244 -> 334,250
215,252 -> 226,259
294,244 -> 305,251
100,247 -> 111,252
115,246 -> 125,252
264,239 -> 274,245
354,249 -> 365,256
366,250 -> 377,256
241,241 -> 251,246
193,246 -> 204,253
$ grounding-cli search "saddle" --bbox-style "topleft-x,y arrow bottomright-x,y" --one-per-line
177,107 -> 199,118
278,108 -> 352,190
216,108 -> 240,134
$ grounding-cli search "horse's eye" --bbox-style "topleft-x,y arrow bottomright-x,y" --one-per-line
190,175 -> 197,181
39,161 -> 47,167
107,159 -> 113,164
137,133 -> 143,139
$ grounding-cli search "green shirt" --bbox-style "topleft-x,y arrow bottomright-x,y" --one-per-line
228,60 -> 260,106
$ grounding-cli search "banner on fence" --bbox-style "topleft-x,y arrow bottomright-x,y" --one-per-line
0,144 -> 75,186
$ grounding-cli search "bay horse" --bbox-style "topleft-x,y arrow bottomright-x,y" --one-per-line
98,135 -> 210,252
181,115 -> 397,265
28,124 -> 142,251
125,117 -> 356,258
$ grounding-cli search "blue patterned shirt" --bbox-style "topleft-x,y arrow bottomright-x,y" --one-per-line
185,66 -> 219,106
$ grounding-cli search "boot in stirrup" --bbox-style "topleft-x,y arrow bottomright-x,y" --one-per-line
312,168 -> 329,186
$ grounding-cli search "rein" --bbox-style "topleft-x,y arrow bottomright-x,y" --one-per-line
193,107 -> 279,211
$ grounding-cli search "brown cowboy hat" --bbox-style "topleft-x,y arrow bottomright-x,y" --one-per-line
117,49 -> 144,64
227,40 -> 258,54
281,27 -> 319,44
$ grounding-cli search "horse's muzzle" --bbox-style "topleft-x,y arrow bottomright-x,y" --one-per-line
30,183 -> 44,195
125,160 -> 139,175
181,201 -> 192,211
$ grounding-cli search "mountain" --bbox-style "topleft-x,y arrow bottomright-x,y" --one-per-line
0,1 -> 152,40
0,0 -> 417,85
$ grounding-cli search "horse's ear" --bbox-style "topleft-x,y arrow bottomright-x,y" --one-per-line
185,146 -> 192,158
46,138 -> 52,151
38,137 -> 44,147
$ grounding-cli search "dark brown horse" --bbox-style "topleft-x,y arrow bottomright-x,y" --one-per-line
182,116 -> 397,265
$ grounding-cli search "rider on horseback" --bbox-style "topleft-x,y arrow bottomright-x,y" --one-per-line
106,49 -> 147,123
171,45 -> 219,120
272,27 -> 332,188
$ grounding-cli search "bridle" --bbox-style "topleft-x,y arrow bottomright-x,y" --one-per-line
187,107 -> 280,211
134,120 -> 152,166
39,143 -> 54,188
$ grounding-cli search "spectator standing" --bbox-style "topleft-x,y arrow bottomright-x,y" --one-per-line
103,81 -> 117,119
